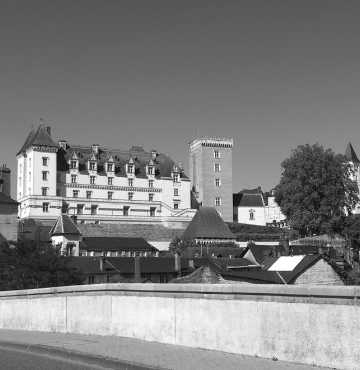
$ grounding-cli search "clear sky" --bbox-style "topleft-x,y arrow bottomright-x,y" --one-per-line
1,1 -> 360,198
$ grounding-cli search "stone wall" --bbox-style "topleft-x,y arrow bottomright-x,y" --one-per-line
0,284 -> 359,369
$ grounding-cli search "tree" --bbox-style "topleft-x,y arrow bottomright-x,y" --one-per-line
0,240 -> 84,291
275,144 -> 359,237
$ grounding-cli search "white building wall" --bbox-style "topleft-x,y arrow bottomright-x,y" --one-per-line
236,206 -> 266,226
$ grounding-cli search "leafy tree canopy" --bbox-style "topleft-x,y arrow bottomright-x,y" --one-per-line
275,144 -> 359,237
0,240 -> 84,291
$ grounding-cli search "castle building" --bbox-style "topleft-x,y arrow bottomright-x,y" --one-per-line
17,124 -> 194,224
189,138 -> 233,222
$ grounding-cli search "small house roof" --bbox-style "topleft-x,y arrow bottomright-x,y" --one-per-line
181,207 -> 235,241
80,237 -> 158,252
49,215 -> 82,236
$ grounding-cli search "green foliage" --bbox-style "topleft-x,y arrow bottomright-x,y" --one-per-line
275,144 -> 359,237
0,240 -> 84,291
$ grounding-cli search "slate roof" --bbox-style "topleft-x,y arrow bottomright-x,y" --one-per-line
58,144 -> 188,180
80,237 -> 158,252
0,193 -> 18,205
240,243 -> 286,264
49,215 -> 81,236
17,124 -> 58,155
181,207 -> 236,241
233,188 -> 265,207
345,142 -> 360,164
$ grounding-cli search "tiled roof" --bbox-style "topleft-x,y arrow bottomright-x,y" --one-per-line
345,142 -> 360,164
80,237 -> 158,252
181,207 -> 235,240
17,124 -> 58,155
233,192 -> 265,207
58,144 -> 188,179
49,215 -> 81,236
0,193 -> 18,205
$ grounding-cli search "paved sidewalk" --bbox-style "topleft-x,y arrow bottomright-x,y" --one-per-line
0,330 -> 331,370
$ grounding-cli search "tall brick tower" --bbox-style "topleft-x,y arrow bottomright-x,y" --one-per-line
189,137 -> 233,222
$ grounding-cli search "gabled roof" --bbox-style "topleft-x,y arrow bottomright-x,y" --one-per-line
80,237 -> 158,252
345,142 -> 360,164
233,188 -> 265,207
49,215 -> 81,236
0,193 -> 18,205
240,243 -> 286,264
181,207 -> 235,241
17,124 -> 58,155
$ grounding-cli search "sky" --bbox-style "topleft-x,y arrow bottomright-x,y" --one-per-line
1,0 -> 360,198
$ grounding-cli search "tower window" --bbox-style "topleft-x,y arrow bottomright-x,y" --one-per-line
91,205 -> 98,215
215,197 -> 221,206
41,187 -> 48,196
86,191 -> 92,199
174,202 -> 179,210
214,150 -> 220,159
214,163 -> 220,172
42,171 -> 48,181
123,206 -> 129,216
128,192 -> 134,201
148,193 -> 154,202
128,178 -> 134,187
150,207 -> 156,217
73,190 -> 79,198
108,177 -> 113,185
90,176 -> 96,185
42,157 -> 49,166
149,180 -> 154,188
42,202 -> 49,213
108,191 -> 113,200
174,188 -> 179,196
77,204 -> 84,215
71,175 -> 77,184
215,178 -> 221,187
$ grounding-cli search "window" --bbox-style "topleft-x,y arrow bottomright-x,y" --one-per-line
149,180 -> 154,188
127,164 -> 134,174
77,204 -> 84,215
89,162 -> 96,171
91,205 -> 97,215
215,178 -> 221,187
42,157 -> 48,166
148,166 -> 154,175
174,188 -> 179,196
42,202 -> 49,213
86,191 -> 92,199
215,197 -> 221,206
150,207 -> 156,217
107,163 -> 113,172
108,177 -> 113,185
41,187 -> 48,196
123,206 -> 129,216
148,193 -> 154,202
128,192 -> 134,201
73,190 -> 79,198
108,191 -> 113,200
42,171 -> 48,181
128,178 -> 133,187
214,163 -> 220,172
214,150 -> 220,159
174,203 -> 179,210
70,160 -> 77,169
90,176 -> 96,185
173,173 -> 179,182
88,275 -> 95,284
71,175 -> 77,184
249,209 -> 255,220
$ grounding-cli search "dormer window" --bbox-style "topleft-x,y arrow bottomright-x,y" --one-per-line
128,164 -> 134,174
173,173 -> 179,182
70,160 -> 77,169
148,166 -> 154,175
89,161 -> 96,171
107,163 -> 113,172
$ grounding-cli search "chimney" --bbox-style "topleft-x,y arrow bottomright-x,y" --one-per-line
46,126 -> 51,136
151,150 -> 157,160
91,144 -> 99,155
134,256 -> 141,282
58,140 -> 67,150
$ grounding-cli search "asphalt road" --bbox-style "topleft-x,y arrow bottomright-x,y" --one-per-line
0,346 -> 159,370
